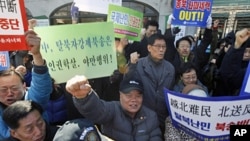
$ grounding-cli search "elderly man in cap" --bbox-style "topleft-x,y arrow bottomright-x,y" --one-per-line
65,75 -> 162,141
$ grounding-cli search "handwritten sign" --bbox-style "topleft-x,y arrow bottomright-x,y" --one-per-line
0,51 -> 10,70
172,0 -> 213,27
164,88 -> 250,141
0,0 -> 28,51
74,0 -> 122,14
107,4 -> 143,41
34,22 -> 117,84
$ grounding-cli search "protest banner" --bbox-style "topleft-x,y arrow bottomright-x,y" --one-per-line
240,62 -> 250,95
0,0 -> 28,51
164,88 -> 250,141
74,0 -> 122,14
0,51 -> 10,70
34,22 -> 117,84
172,0 -> 213,27
107,4 -> 143,41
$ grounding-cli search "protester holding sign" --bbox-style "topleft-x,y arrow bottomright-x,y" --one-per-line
115,37 -> 129,74
108,37 -> 130,101
164,14 -> 213,84
9,19 -> 37,87
0,30 -> 52,140
129,20 -> 160,58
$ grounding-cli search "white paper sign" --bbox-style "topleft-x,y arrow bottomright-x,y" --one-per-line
74,0 -> 122,14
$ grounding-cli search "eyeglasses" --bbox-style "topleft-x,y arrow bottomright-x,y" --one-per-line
0,86 -> 22,94
152,44 -> 166,49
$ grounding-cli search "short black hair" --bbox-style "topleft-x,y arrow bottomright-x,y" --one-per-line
185,35 -> 195,42
3,100 -> 43,129
179,62 -> 198,76
148,34 -> 166,46
176,36 -> 192,48
145,20 -> 159,29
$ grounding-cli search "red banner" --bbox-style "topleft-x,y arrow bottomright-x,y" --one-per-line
0,0 -> 28,51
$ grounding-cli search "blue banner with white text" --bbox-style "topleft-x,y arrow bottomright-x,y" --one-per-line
240,62 -> 250,95
172,0 -> 213,27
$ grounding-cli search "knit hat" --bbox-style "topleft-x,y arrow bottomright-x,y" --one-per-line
182,84 -> 207,97
53,118 -> 101,141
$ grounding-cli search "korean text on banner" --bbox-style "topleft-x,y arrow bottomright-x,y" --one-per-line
164,88 -> 250,141
172,0 -> 213,27
0,0 -> 28,51
108,4 -> 143,42
34,22 -> 117,84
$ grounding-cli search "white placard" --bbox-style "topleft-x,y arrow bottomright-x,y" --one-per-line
74,0 -> 122,14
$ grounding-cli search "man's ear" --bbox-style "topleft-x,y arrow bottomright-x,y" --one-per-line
10,129 -> 18,139
180,76 -> 183,81
22,82 -> 26,89
147,45 -> 152,52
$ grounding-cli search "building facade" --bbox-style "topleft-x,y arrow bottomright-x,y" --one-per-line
25,0 -> 173,32
24,0 -> 250,36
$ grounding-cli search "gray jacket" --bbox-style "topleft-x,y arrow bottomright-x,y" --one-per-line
125,56 -> 175,126
73,91 -> 162,141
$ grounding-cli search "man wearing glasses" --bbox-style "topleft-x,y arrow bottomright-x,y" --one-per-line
125,33 -> 175,138
0,30 -> 52,140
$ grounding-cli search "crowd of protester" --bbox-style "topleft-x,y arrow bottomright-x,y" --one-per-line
1,12 -> 250,141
